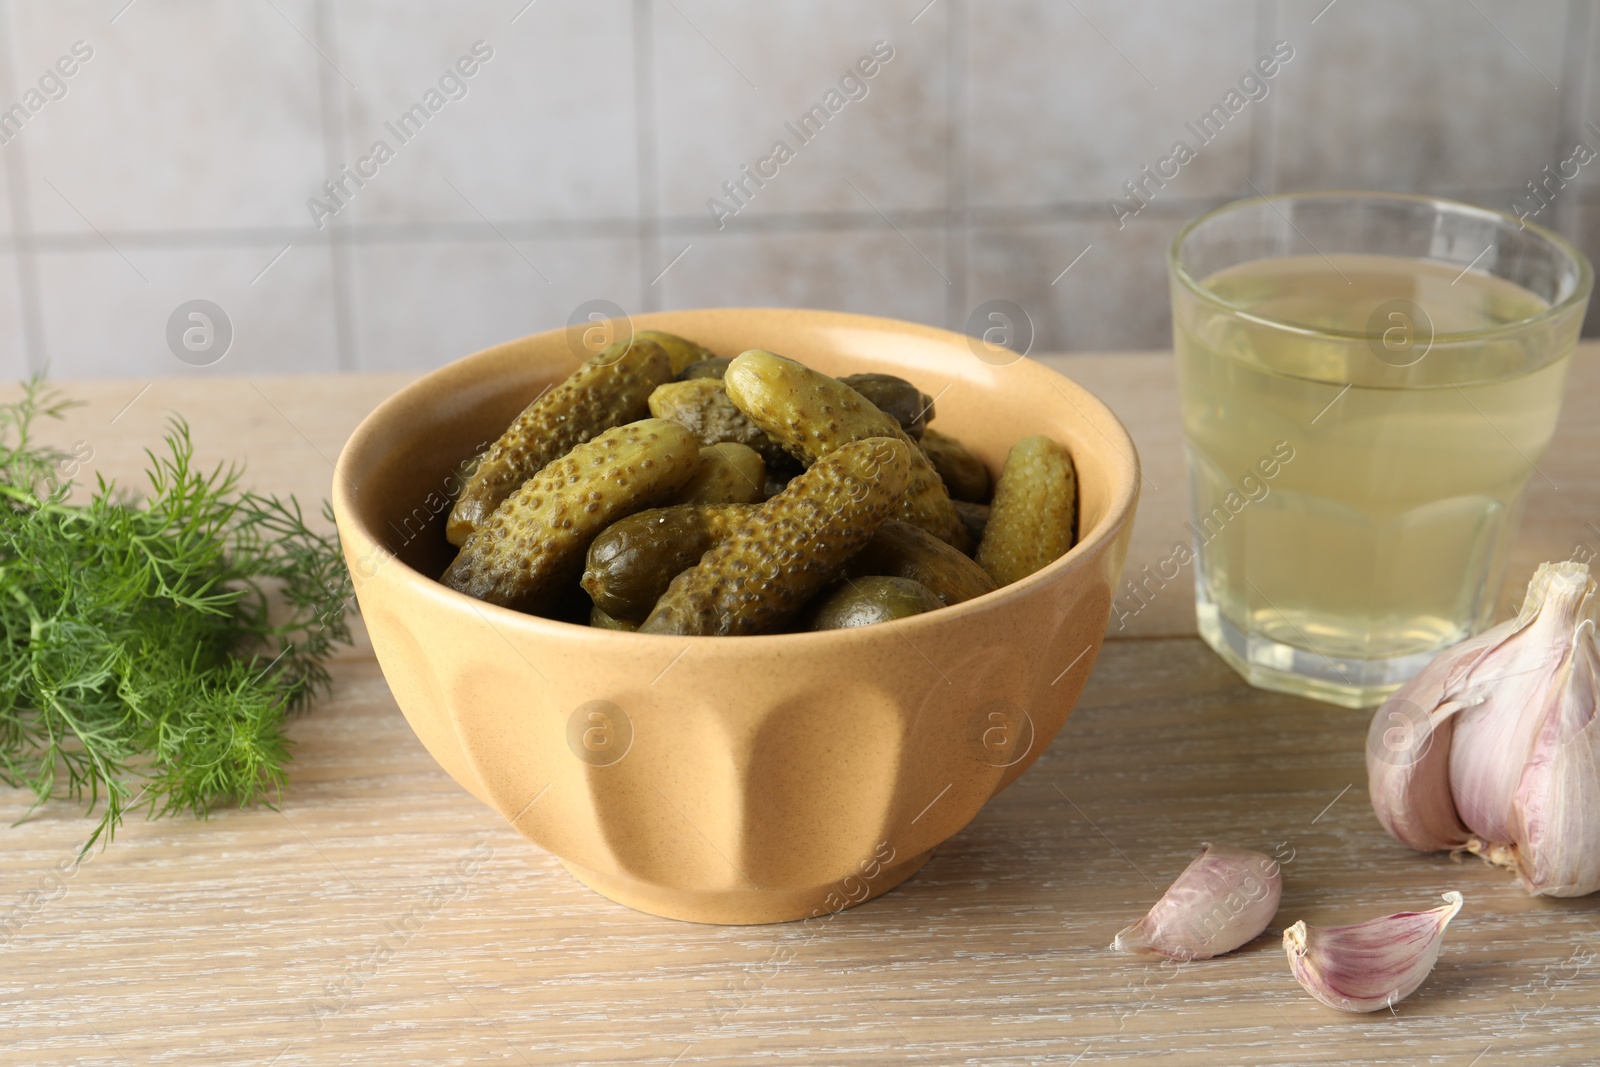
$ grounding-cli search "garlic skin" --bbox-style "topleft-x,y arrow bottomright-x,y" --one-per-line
1449,565 -> 1594,841
1364,635 -> 1491,851
1111,843 -> 1282,961
1367,561 -> 1600,897
1502,614 -> 1600,896
1284,891 -> 1463,1013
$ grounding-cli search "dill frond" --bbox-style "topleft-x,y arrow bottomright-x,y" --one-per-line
0,379 -> 354,851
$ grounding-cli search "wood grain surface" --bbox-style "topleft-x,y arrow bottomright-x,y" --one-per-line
2,348 -> 1598,1066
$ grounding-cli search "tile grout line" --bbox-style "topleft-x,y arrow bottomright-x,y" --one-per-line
944,0 -> 968,332
634,0 -> 661,314
0,183 -> 1564,259
313,0 -> 358,372
0,0 -> 48,374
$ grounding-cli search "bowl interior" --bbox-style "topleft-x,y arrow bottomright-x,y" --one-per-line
337,308 -> 1138,611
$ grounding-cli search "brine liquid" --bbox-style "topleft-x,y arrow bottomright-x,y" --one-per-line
1176,253 -> 1571,707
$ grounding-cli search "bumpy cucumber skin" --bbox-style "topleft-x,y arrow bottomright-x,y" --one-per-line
634,330 -> 717,375
639,438 -> 911,636
581,503 -> 757,621
722,350 -> 968,550
845,520 -> 997,606
975,434 -> 1078,587
838,373 -> 934,439
442,419 -> 699,612
806,575 -> 943,630
446,338 -> 673,546
919,427 -> 991,503
673,443 -> 766,506
647,378 -> 791,466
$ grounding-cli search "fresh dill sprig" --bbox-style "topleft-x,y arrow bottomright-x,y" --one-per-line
0,378 -> 354,850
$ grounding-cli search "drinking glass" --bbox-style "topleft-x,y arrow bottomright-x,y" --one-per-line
1168,192 -> 1590,708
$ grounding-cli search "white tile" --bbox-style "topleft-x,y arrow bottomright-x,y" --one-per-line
968,214 -> 1179,354
11,0 -> 325,234
1572,6 -> 1600,209
1272,0 -> 1566,193
654,0 -> 948,219
657,226 -> 949,327
350,236 -> 640,372
0,140 -> 11,236
330,0 -> 637,227
0,252 -> 26,379
34,243 -> 339,378
966,0 -> 1257,209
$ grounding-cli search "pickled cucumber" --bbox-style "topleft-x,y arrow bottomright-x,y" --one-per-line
647,378 -> 791,466
845,520 -> 997,606
442,419 -> 700,611
673,443 -> 766,505
635,329 -> 716,375
806,576 -> 942,630
919,427 -> 991,503
677,357 -> 733,381
975,435 -> 1077,586
446,337 -> 672,546
590,603 -> 640,631
954,500 -> 990,546
639,438 -> 911,636
723,350 -> 968,549
839,373 -> 934,438
581,502 -> 757,621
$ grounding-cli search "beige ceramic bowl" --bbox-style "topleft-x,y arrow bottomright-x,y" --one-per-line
332,308 -> 1139,924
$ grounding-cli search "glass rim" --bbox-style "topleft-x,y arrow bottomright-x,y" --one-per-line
1167,189 -> 1595,345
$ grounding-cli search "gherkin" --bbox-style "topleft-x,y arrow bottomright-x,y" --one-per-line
805,575 -> 944,631
919,427 -> 991,503
723,350 -> 968,550
640,438 -> 911,636
647,377 -> 790,466
634,329 -> 718,375
672,443 -> 766,506
844,520 -> 997,607
443,419 -> 699,612
975,434 -> 1078,587
446,337 -> 672,546
589,603 -> 640,631
676,356 -> 734,381
581,502 -> 758,621
838,373 -> 935,438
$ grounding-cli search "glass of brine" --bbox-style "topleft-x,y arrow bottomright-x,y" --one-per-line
1168,192 -> 1591,708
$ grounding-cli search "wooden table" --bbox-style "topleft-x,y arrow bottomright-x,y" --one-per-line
3,349 -> 1598,1066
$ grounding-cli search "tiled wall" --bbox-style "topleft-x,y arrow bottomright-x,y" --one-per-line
0,0 -> 1596,379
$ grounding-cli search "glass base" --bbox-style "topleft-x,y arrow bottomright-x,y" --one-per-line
1195,598 -> 1443,709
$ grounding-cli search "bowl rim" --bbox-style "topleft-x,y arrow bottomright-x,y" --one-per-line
332,307 -> 1142,645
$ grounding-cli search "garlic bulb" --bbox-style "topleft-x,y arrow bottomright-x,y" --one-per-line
1284,891 -> 1463,1013
1366,562 -> 1600,897
1111,843 -> 1282,960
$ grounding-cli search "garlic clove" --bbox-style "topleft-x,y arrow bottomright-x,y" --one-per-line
1111,843 -> 1282,961
1366,595 -> 1525,853
1283,891 -> 1463,1013
1448,564 -> 1594,845
1503,618 -> 1600,896
1365,643 -> 1484,852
